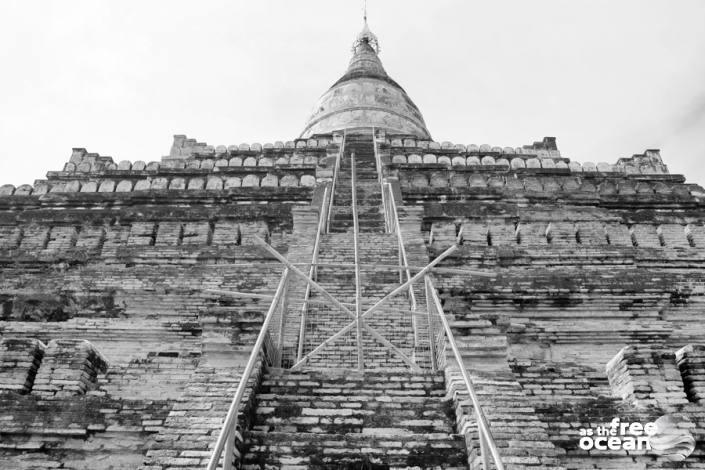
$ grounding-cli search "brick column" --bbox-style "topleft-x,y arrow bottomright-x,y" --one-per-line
0,338 -> 46,394
430,220 -> 457,247
675,344 -> 705,403
33,339 -> 108,397
606,345 -> 688,410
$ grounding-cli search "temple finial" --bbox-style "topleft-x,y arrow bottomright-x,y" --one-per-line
353,0 -> 380,54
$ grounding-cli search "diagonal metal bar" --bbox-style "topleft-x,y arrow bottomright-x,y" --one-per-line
291,317 -> 420,372
291,321 -> 357,370
255,234 -> 410,370
254,235 -> 356,320
292,244 -> 459,369
360,244 -> 458,321
362,323 -> 420,371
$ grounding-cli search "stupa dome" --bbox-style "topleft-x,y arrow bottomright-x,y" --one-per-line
300,21 -> 431,139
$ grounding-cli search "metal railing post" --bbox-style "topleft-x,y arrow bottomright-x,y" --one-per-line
372,126 -> 391,234
325,131 -> 344,234
424,276 -> 437,372
275,270 -> 288,367
297,186 -> 329,362
398,239 -> 404,284
351,152 -> 364,371
386,182 -> 417,311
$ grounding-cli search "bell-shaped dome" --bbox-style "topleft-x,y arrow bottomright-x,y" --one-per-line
300,22 -> 431,139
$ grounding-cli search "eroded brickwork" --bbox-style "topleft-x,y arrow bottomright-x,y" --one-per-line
0,338 -> 45,394
377,125 -> 705,468
1,128 -> 704,469
0,139 -> 318,468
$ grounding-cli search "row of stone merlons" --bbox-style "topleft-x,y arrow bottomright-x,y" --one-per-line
400,172 -> 690,196
64,154 -> 324,174
0,219 -> 270,252
431,219 -> 705,249
0,173 -> 316,196
391,153 -> 664,175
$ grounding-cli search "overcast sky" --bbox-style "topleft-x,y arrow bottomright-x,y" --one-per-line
1,0 -> 704,185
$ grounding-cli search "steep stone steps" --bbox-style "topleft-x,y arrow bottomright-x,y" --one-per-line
328,212 -> 386,234
242,431 -> 468,470
298,297 -> 416,370
315,233 -> 404,296
328,132 -> 386,234
242,132 -> 462,465
260,368 -> 446,392
301,231 -> 415,370
242,368 -> 468,469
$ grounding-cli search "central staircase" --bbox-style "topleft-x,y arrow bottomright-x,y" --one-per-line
242,369 -> 467,469
240,131 -> 470,469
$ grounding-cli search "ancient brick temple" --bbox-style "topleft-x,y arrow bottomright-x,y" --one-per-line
1,19 -> 704,470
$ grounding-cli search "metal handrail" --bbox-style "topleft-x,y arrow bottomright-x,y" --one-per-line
425,275 -> 505,470
351,152 -> 364,370
372,127 -> 391,233
296,185 -> 329,361
371,127 -> 383,186
206,269 -> 289,470
325,131 -> 345,234
370,124 -> 414,311
370,122 -> 415,309
384,182 -> 417,311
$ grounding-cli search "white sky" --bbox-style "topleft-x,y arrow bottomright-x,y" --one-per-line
1,0 -> 704,185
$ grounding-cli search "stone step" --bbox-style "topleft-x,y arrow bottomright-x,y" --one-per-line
242,430 -> 468,469
253,415 -> 454,435
329,217 -> 385,226
253,401 -> 451,430
255,393 -> 448,408
260,386 -> 443,398
264,368 -> 443,381
319,232 -> 398,241
262,369 -> 445,393
238,133 -> 469,467
328,136 -> 389,235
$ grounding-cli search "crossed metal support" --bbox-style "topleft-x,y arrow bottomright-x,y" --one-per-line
253,235 -> 458,371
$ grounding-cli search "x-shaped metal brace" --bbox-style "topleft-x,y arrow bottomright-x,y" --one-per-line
254,236 -> 458,371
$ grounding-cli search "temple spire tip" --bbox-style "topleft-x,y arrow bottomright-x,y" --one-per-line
354,0 -> 380,54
